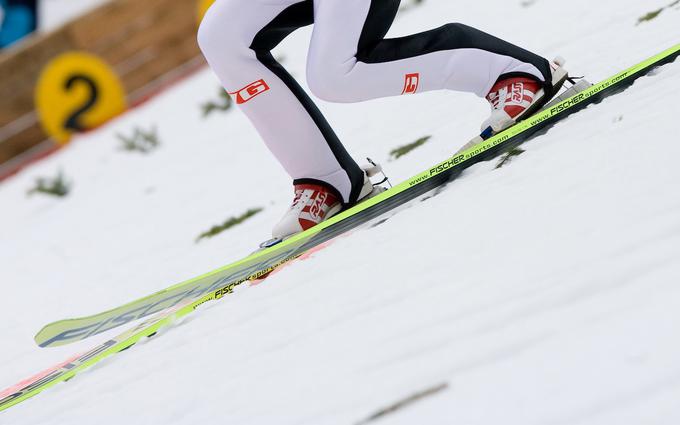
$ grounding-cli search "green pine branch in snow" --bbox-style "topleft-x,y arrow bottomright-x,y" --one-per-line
117,126 -> 160,154
389,136 -> 431,161
356,383 -> 448,425
196,208 -> 263,243
201,88 -> 233,118
637,0 -> 680,24
495,147 -> 526,169
27,170 -> 72,198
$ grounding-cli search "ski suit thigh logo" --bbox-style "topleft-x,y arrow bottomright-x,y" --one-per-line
402,73 -> 420,95
231,79 -> 270,104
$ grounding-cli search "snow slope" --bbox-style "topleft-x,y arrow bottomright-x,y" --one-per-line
1,0 -> 680,423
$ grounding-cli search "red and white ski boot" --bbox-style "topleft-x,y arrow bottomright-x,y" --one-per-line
458,57 -> 569,153
266,162 -> 387,247
271,182 -> 345,240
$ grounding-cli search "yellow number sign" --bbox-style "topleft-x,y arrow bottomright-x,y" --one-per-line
35,52 -> 127,145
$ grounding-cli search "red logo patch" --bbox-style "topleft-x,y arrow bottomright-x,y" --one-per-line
231,79 -> 270,104
510,82 -> 524,103
402,73 -> 420,95
308,191 -> 327,220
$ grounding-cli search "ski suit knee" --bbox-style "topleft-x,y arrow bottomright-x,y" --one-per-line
197,0 -> 552,204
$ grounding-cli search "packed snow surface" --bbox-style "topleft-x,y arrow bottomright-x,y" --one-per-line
1,0 -> 680,423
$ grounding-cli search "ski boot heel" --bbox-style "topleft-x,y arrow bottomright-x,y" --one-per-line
361,157 -> 392,197
543,77 -> 594,109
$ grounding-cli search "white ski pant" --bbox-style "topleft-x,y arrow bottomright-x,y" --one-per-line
198,0 -> 552,203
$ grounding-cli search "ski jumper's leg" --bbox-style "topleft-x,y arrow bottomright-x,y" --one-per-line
307,0 -> 554,103
197,0 -> 365,204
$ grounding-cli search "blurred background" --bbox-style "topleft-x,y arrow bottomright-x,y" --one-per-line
0,0 -> 214,181
1,0 -> 110,48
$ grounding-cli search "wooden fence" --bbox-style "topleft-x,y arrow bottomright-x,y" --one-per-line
0,0 -> 206,170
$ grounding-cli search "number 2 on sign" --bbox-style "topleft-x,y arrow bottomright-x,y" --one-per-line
35,52 -> 127,144
63,75 -> 100,132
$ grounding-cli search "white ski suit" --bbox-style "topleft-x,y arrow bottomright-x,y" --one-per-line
198,0 -> 553,203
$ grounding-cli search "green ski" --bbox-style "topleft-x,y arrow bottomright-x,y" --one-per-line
33,43 -> 680,350
1,43 -> 677,414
